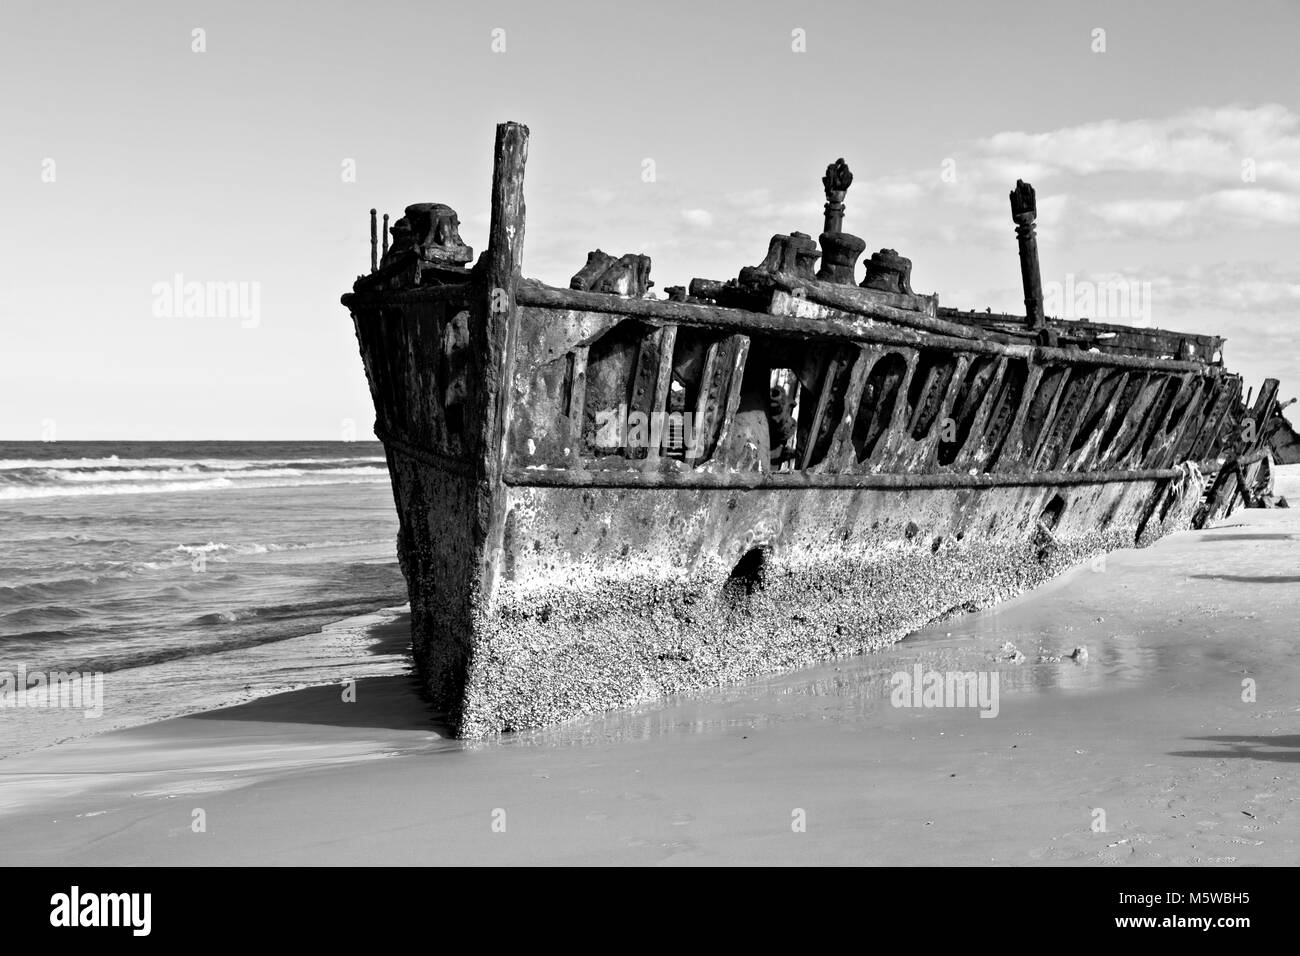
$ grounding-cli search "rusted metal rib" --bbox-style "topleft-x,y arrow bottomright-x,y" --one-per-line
513,281 -> 1210,373
502,465 -> 1182,489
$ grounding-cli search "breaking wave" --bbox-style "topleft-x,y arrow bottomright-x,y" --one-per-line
0,455 -> 389,500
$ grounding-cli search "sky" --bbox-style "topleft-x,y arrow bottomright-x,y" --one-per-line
1,0 -> 1297,439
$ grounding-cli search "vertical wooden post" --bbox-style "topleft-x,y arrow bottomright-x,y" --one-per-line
369,208 -> 378,273
487,122 -> 529,291
483,121 -> 529,466
479,121 -> 530,604
1010,180 -> 1044,331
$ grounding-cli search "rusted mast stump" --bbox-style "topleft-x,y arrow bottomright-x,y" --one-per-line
823,158 -> 850,233
1010,180 -> 1045,333
382,213 -> 390,259
369,208 -> 378,273
817,159 -> 865,285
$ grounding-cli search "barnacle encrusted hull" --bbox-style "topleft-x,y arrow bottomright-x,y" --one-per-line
344,122 -> 1282,737
395,475 -> 1202,736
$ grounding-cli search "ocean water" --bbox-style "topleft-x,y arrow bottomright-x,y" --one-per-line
0,441 -> 410,756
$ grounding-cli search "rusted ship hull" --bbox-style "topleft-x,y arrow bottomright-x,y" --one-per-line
429,479 -> 1195,737
345,122 -> 1282,736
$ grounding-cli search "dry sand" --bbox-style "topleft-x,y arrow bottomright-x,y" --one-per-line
2,505 -> 1298,866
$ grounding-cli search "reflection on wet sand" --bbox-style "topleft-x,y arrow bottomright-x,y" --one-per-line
485,497 -> 1300,753
486,618 -> 1172,750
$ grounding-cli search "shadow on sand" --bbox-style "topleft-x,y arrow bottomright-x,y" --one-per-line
1170,735 -> 1300,763
185,674 -> 452,736
1189,574 -> 1300,584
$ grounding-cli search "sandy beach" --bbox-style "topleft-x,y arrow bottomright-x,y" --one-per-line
2,498 -> 1298,866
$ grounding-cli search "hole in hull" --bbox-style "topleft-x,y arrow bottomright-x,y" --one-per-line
724,547 -> 768,601
1040,493 -> 1067,531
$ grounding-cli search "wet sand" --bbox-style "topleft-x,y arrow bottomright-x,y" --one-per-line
2,506 -> 1298,866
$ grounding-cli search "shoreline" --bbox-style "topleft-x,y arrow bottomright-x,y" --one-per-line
0,603 -> 413,761
2,504 -> 1298,864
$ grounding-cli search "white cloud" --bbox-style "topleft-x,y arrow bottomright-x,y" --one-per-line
1148,261 -> 1300,316
526,104 -> 1300,307
804,104 -> 1300,245
679,208 -> 714,228
976,104 -> 1299,180
957,104 -> 1300,239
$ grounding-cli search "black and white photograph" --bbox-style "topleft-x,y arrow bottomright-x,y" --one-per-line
1,0 -> 1296,919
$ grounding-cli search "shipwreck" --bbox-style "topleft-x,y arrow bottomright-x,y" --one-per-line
343,121 -> 1292,737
